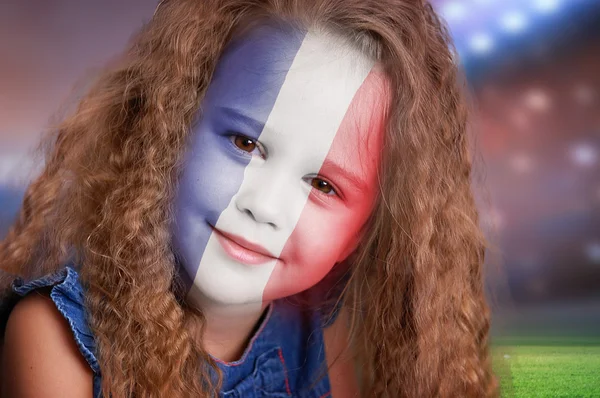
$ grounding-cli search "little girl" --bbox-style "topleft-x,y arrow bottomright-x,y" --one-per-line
0,0 -> 497,397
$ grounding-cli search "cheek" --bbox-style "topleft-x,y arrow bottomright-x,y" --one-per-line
177,131 -> 248,222
264,200 -> 372,301
290,199 -> 373,273
295,206 -> 362,256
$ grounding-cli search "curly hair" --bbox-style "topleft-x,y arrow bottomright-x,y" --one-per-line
0,0 -> 497,396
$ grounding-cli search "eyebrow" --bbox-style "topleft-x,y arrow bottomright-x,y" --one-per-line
218,106 -> 265,135
320,158 -> 370,194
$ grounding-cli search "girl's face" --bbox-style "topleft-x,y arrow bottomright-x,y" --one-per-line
172,24 -> 388,306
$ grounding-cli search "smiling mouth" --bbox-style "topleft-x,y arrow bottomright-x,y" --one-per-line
211,226 -> 279,266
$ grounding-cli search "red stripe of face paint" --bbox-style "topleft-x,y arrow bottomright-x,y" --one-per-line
263,69 -> 389,302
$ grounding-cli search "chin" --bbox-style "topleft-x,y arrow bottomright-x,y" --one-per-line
195,282 -> 261,306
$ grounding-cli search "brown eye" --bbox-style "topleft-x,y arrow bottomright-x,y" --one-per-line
311,178 -> 335,195
233,136 -> 257,152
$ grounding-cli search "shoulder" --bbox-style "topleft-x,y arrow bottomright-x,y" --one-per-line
322,306 -> 360,397
2,292 -> 93,398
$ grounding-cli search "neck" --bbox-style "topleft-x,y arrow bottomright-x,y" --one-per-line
189,295 -> 270,363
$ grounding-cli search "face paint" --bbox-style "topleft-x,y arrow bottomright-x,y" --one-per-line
172,24 -> 387,307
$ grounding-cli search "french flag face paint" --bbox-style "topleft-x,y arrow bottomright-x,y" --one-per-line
172,23 -> 388,308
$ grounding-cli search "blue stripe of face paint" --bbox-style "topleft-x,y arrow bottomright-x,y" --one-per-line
172,24 -> 306,289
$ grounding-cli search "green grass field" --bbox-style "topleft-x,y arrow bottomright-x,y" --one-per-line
492,337 -> 600,397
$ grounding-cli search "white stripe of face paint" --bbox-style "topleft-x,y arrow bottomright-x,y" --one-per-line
188,29 -> 380,308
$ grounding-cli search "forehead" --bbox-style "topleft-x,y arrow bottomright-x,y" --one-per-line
203,24 -> 385,141
203,23 -> 306,121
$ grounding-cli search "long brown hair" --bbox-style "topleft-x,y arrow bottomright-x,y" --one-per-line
0,0 -> 497,396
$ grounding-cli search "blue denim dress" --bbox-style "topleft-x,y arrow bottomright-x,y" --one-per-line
10,267 -> 334,398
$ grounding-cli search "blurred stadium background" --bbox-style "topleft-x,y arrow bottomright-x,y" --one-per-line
1,0 -> 599,395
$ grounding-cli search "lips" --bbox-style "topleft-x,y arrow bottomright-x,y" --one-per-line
211,226 -> 279,266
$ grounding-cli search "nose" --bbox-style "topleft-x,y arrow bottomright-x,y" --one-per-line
234,172 -> 289,230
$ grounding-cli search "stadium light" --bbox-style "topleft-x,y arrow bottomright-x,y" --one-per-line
532,0 -> 561,14
524,89 -> 551,112
500,11 -> 529,33
570,144 -> 597,168
441,1 -> 468,21
469,33 -> 494,54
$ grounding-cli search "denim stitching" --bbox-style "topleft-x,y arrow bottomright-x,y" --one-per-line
50,271 -> 100,373
277,348 -> 292,396
11,268 -> 101,376
11,268 -> 67,294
